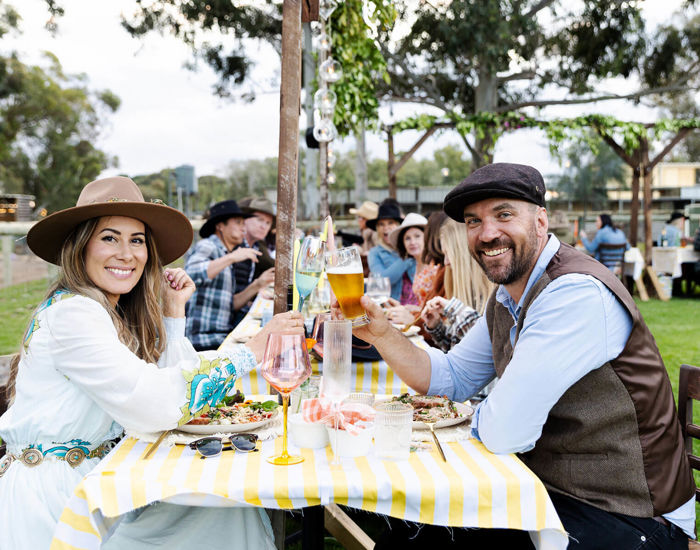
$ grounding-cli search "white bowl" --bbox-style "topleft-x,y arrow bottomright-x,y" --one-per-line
288,414 -> 329,449
326,424 -> 373,458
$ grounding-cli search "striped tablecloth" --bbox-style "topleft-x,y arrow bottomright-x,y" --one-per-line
219,300 -> 420,396
51,436 -> 568,550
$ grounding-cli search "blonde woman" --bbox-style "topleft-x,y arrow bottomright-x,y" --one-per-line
0,177 -> 302,550
422,219 -> 495,352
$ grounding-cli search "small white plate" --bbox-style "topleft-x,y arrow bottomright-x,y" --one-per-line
179,409 -> 279,435
413,402 -> 474,430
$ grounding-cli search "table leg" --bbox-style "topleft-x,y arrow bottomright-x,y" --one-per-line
302,505 -> 325,550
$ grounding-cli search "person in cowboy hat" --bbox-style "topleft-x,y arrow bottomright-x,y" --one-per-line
367,199 -> 413,301
229,197 -> 277,327
342,163 -> 694,549
348,200 -> 379,255
0,177 -> 304,550
185,199 -> 275,350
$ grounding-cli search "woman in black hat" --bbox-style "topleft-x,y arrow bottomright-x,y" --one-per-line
367,199 -> 415,301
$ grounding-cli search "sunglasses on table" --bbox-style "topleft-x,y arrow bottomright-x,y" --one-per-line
188,434 -> 259,458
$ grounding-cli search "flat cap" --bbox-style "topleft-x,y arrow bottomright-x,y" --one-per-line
443,163 -> 546,222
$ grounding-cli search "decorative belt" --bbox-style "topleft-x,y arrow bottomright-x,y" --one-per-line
0,439 -> 111,476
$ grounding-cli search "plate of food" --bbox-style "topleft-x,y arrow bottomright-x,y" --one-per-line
390,323 -> 420,337
179,395 -> 279,435
389,393 -> 473,430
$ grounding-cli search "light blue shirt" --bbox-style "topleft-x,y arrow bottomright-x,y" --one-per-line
425,235 -> 695,536
660,224 -> 681,247
581,225 -> 628,261
367,245 -> 415,301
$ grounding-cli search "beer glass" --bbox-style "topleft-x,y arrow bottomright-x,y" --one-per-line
324,246 -> 369,327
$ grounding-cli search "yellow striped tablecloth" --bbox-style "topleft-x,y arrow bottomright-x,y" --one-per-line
219,300 -> 421,396
51,436 -> 568,550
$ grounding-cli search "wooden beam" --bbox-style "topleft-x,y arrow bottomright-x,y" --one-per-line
646,267 -> 671,301
387,127 -> 397,199
324,504 -> 375,550
302,0 -> 319,22
274,0 -> 303,315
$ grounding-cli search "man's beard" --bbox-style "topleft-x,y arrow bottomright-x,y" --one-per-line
471,232 -> 539,285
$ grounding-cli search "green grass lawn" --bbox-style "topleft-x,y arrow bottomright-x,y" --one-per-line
1,279 -> 699,541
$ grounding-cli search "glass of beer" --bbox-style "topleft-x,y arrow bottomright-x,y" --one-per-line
325,246 -> 369,327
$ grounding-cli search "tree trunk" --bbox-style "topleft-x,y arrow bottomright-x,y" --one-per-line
641,140 -> 653,265
355,124 -> 368,205
473,67 -> 498,168
629,166 -> 640,246
273,0 -> 302,315
387,128 -> 397,199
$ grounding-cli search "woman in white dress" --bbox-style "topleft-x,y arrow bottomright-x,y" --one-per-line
0,176 -> 303,549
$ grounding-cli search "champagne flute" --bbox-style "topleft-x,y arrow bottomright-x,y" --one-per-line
260,332 -> 312,465
325,246 -> 369,326
322,319 -> 352,465
295,236 -> 325,313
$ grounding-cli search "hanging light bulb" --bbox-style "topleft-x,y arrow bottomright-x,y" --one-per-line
319,58 -> 343,83
327,149 -> 336,169
316,31 -> 332,52
313,88 -> 337,115
319,0 -> 338,21
327,172 -> 337,185
313,119 -> 337,143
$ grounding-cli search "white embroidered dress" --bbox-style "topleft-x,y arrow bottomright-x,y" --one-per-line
0,292 -> 276,550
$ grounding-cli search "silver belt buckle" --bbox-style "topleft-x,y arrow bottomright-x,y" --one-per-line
0,454 -> 15,477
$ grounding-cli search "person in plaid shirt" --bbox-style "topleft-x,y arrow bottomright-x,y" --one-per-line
186,200 -> 275,350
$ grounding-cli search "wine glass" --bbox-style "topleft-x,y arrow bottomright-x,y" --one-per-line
260,332 -> 312,465
366,273 -> 391,306
295,236 -> 325,313
325,246 -> 369,326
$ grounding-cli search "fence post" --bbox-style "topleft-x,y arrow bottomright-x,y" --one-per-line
2,235 -> 12,287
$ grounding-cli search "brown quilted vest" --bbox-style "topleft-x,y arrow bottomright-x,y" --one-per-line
485,242 -> 694,517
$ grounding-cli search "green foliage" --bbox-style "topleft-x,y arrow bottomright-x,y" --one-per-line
328,0 -> 395,135
0,52 -> 120,212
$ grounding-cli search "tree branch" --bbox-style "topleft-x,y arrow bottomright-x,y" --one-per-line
497,82 -> 700,113
523,0 -> 558,18
648,128 -> 692,169
498,70 -> 537,84
596,133 -> 637,167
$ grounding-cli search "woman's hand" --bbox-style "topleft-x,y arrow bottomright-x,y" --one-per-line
386,305 -> 415,326
254,267 -> 275,290
229,247 -> 261,264
421,296 -> 448,329
245,310 -> 305,363
162,268 -> 196,318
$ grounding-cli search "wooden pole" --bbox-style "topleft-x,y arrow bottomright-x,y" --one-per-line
629,165 -> 640,246
320,142 -> 329,218
274,0 -> 303,315
641,140 -> 653,266
387,127 -> 397,199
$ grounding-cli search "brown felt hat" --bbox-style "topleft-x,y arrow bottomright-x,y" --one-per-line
443,163 -> 546,222
27,176 -> 193,265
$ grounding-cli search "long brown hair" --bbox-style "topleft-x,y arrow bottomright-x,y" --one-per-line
6,217 -> 166,405
422,211 -> 448,265
440,219 -> 495,314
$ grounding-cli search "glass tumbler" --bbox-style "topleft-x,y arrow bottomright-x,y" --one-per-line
373,402 -> 413,460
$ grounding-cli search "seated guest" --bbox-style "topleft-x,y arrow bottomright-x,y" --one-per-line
580,213 -> 629,269
659,211 -> 688,247
346,164 -> 694,549
232,197 -> 277,325
367,200 -> 411,301
421,218 -> 495,352
348,200 -> 379,255
185,200 -> 274,350
0,176 -> 303,549
389,213 -> 429,306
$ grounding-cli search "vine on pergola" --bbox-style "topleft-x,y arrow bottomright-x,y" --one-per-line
391,111 -> 700,263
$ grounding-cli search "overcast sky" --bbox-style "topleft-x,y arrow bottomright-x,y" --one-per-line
4,0 -> 693,181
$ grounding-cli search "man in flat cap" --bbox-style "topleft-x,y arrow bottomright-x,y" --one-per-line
347,163 -> 694,548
